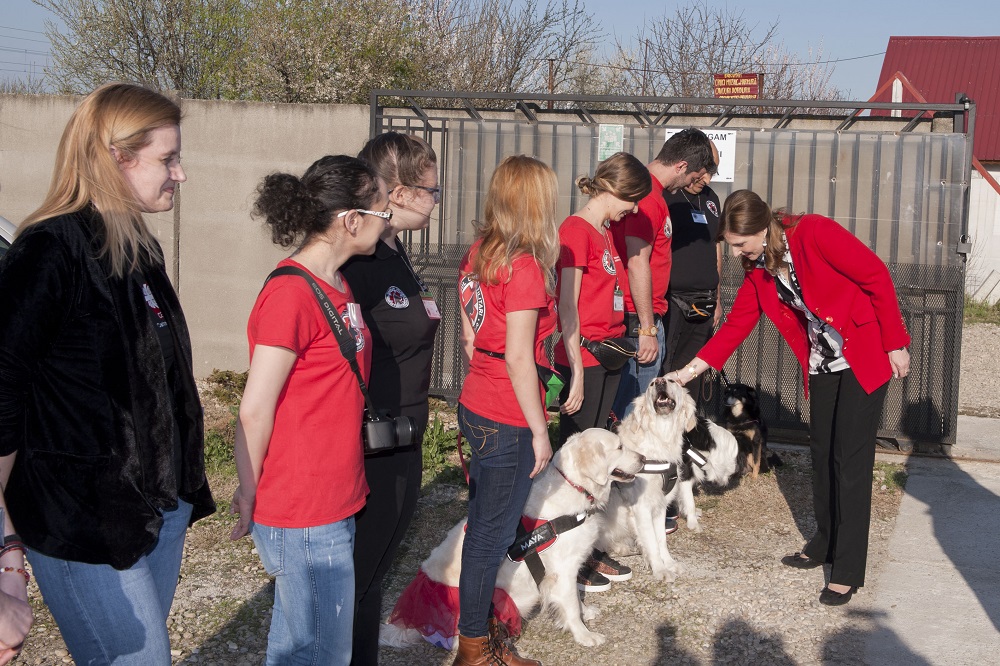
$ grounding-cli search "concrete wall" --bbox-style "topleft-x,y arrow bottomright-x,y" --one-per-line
0,93 -> 370,376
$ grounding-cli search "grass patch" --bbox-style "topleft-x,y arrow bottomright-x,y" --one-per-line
874,462 -> 908,492
964,295 -> 1000,325
207,368 -> 248,405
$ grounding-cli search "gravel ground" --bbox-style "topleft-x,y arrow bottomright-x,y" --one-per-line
16,323 -> 998,665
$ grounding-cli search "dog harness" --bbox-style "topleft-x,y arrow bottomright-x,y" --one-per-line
639,444 -> 708,494
506,466 -> 594,586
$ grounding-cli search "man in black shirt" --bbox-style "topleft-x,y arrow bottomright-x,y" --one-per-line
661,142 -> 720,533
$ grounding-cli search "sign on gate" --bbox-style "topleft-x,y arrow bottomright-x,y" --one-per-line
663,128 -> 736,182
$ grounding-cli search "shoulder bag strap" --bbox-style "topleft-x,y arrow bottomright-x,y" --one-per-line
264,266 -> 379,416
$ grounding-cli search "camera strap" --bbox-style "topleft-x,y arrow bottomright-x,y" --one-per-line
264,266 -> 379,417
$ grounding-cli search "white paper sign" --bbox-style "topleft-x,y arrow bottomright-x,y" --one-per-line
663,128 -> 737,183
598,124 -> 625,161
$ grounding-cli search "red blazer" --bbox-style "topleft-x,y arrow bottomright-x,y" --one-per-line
699,214 -> 910,395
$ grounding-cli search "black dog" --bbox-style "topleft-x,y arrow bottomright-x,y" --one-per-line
723,383 -> 780,480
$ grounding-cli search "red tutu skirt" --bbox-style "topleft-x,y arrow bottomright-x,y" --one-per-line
387,568 -> 522,650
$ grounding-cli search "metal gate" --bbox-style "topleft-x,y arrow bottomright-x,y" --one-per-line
371,91 -> 974,446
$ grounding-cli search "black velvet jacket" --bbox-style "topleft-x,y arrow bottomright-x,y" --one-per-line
0,209 -> 215,569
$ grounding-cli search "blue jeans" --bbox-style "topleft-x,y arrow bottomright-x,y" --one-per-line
457,405 -> 536,637
252,517 -> 356,666
28,500 -> 193,666
612,317 -> 666,420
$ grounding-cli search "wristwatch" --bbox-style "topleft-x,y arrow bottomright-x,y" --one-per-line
637,325 -> 658,336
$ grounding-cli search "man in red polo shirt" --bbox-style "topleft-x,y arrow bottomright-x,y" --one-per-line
610,129 -> 717,421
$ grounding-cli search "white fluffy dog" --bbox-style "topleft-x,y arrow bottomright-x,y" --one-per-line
598,377 -> 739,581
381,428 -> 645,648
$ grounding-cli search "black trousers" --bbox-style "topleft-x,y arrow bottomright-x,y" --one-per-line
351,444 -> 423,665
804,369 -> 888,588
555,363 -> 622,447
662,303 -> 715,408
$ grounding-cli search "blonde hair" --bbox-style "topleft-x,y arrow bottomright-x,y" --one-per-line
20,82 -> 182,276
719,189 -> 799,275
576,151 -> 650,202
473,155 -> 559,292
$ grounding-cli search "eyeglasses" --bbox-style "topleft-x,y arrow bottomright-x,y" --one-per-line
403,184 -> 441,202
337,208 -> 393,221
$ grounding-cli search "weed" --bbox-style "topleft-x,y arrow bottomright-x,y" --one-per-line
874,462 -> 907,492
423,416 -> 459,477
964,295 -> 1000,325
208,369 -> 248,407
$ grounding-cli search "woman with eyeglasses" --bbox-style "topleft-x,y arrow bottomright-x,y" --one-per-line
452,155 -> 558,666
340,132 -> 442,665
230,155 -> 391,664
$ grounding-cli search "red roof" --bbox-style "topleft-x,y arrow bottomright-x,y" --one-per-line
872,36 -> 1000,161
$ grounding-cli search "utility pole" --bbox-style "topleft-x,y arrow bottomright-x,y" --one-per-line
548,59 -> 555,109
641,39 -> 649,97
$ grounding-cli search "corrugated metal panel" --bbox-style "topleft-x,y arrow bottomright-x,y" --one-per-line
873,36 -> 1000,160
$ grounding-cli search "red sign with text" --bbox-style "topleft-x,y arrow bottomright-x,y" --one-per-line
713,73 -> 763,99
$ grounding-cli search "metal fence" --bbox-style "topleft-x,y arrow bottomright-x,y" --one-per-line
372,91 -> 974,446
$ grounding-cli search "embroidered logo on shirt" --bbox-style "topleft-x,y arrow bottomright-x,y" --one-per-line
385,286 -> 409,309
602,249 -> 616,275
706,200 -> 719,217
141,282 -> 168,329
459,273 -> 486,333
664,216 -> 673,238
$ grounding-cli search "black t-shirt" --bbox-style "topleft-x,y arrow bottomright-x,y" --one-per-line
665,185 -> 722,293
341,238 -> 441,436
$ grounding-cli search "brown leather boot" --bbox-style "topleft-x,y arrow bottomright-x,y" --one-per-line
451,634 -> 503,666
488,617 -> 542,666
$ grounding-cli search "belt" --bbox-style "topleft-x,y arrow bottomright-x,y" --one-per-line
623,312 -> 662,337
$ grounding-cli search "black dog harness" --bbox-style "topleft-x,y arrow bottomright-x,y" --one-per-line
506,467 -> 594,586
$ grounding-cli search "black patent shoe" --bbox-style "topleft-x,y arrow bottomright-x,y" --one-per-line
780,552 -> 824,569
819,585 -> 858,606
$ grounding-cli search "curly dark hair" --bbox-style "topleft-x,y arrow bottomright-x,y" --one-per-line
252,155 -> 381,249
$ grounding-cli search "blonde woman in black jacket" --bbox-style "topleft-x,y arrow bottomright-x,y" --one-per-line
0,83 -> 214,664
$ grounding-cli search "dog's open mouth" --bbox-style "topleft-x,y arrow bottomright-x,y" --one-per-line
653,381 -> 676,413
611,468 -> 636,482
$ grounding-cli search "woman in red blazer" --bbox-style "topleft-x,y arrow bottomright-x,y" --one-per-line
669,189 -> 910,606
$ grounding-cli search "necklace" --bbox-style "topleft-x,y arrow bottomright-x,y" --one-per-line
680,189 -> 701,211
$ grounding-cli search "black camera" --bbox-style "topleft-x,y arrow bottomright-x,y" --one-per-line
362,411 -> 418,454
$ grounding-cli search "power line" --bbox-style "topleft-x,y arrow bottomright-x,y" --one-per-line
546,50 -> 887,77
0,24 -> 48,35
0,32 -> 49,44
0,45 -> 49,57
0,58 -> 46,67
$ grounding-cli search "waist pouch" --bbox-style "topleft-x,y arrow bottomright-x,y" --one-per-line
582,337 -> 637,371
669,290 -> 717,322
623,312 -> 662,336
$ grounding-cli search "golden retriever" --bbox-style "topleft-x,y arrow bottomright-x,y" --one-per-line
381,428 -> 646,648
598,377 -> 739,581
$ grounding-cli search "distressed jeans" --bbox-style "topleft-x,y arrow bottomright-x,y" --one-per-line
252,517 -> 356,665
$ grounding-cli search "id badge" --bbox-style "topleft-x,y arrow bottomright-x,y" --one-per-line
347,302 -> 365,329
421,290 -> 442,320
613,288 -> 624,312
691,210 -> 708,225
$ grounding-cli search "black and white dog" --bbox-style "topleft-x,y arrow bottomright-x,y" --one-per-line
723,383 -> 780,480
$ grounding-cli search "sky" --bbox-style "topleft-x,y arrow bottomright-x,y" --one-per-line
1,0 -> 997,99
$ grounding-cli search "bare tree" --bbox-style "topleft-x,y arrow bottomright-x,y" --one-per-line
606,1 -> 842,103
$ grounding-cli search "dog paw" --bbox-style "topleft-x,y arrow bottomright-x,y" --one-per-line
650,567 -> 677,583
581,603 -> 601,621
687,520 -> 703,533
573,630 -> 606,647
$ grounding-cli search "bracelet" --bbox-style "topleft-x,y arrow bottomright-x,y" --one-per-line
637,325 -> 658,336
0,543 -> 25,559
685,365 -> 698,376
0,567 -> 29,583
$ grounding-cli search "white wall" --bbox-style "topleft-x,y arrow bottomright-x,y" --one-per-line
967,164 -> 1000,295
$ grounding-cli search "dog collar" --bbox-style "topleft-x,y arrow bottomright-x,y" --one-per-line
555,465 -> 595,504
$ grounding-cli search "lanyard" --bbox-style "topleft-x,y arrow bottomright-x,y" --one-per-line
601,222 -> 620,293
393,237 -> 428,292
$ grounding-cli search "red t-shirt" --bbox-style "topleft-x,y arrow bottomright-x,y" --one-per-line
611,173 -> 672,316
554,216 -> 626,367
247,258 -> 371,528
458,242 -> 558,427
